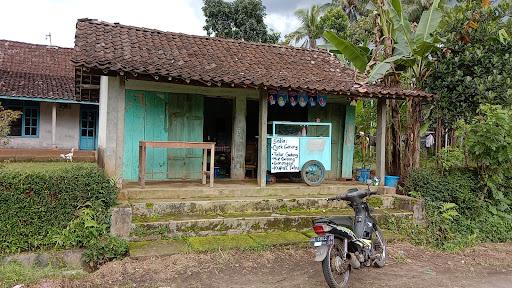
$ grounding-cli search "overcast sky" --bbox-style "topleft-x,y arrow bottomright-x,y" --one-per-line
0,0 -> 327,48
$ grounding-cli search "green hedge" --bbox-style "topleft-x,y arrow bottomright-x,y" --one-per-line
0,163 -> 118,254
403,167 -> 512,250
403,168 -> 480,216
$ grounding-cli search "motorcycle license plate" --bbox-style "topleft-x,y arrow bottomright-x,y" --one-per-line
310,234 -> 334,247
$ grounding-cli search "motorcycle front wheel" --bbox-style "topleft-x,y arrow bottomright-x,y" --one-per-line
372,228 -> 387,268
321,238 -> 350,288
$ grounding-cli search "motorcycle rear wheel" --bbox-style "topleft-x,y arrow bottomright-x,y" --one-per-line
322,238 -> 350,288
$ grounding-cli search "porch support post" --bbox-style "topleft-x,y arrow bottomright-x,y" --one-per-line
51,103 -> 57,147
376,98 -> 387,184
341,103 -> 356,179
230,95 -> 247,180
257,89 -> 268,187
98,76 -> 126,184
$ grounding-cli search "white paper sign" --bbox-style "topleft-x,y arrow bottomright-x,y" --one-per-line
270,137 -> 300,173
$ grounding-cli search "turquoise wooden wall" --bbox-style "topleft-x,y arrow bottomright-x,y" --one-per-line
167,94 -> 204,179
123,90 -> 169,180
341,104 -> 356,179
123,90 -> 205,181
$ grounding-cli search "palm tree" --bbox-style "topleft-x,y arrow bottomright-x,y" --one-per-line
284,5 -> 324,48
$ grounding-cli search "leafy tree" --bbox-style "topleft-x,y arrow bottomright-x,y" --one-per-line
424,0 -> 512,129
325,0 -> 372,22
320,6 -> 350,38
344,15 -> 374,45
202,0 -> 279,44
0,104 -> 21,146
458,104 -> 512,211
284,5 -> 324,48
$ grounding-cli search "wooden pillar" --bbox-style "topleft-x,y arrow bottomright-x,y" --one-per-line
231,95 -> 247,180
257,89 -> 268,187
51,103 -> 57,147
376,98 -> 387,184
341,103 -> 356,179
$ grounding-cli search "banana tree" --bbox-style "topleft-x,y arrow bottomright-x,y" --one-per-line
324,0 -> 443,177
374,0 -> 442,177
368,0 -> 442,83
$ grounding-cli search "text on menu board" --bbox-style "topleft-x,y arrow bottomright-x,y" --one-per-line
270,137 -> 300,173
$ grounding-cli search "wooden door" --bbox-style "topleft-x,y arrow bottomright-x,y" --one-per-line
79,106 -> 98,150
123,90 -> 168,180
167,94 -> 204,179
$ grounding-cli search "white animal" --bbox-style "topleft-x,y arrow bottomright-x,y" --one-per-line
60,148 -> 75,162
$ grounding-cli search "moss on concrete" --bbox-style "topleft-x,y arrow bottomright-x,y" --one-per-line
367,197 -> 384,208
131,225 -> 171,238
301,230 -> 317,238
186,234 -> 259,252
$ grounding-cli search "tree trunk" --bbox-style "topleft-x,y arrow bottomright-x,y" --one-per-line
435,117 -> 443,155
310,38 -> 317,49
389,100 -> 401,176
403,98 -> 421,179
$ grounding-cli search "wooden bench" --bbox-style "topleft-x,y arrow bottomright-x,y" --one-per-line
138,141 -> 215,188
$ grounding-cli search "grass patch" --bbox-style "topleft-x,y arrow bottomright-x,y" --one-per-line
249,231 -> 308,247
0,162 -> 90,171
0,262 -> 84,288
186,234 -> 259,252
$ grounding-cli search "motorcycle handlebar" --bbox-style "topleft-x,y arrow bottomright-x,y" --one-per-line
327,189 -> 378,201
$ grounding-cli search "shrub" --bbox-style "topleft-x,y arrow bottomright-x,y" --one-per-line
82,235 -> 128,271
404,167 -> 512,250
404,167 -> 479,215
436,147 -> 465,171
458,104 -> 512,207
0,163 -> 118,254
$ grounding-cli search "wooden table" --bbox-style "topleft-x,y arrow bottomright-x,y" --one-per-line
138,141 -> 216,188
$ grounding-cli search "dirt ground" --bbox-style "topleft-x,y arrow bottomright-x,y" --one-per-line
36,242 -> 512,288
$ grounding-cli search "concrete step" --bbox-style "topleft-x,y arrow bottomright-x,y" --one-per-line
125,194 -> 419,218
118,182 -> 370,201
129,209 -> 413,241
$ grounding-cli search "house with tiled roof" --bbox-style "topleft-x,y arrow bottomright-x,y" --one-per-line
0,40 -> 98,160
72,19 -> 432,186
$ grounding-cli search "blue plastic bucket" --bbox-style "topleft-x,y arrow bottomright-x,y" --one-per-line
357,168 -> 370,184
384,175 -> 400,187
214,167 -> 220,177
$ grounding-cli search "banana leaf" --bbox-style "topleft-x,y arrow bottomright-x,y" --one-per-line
323,31 -> 370,73
414,0 -> 442,44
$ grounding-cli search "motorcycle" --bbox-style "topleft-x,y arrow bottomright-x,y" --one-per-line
310,187 -> 387,288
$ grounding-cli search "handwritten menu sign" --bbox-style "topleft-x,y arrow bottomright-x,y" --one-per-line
270,137 -> 300,173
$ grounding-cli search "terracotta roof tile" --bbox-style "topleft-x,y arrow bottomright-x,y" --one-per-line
0,40 -> 75,101
73,19 -> 432,99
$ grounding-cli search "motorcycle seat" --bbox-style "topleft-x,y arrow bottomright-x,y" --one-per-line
316,216 -> 353,228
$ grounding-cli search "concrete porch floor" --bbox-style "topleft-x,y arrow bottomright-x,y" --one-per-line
119,179 -> 370,201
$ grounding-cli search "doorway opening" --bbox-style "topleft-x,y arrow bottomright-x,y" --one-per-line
203,97 -> 233,178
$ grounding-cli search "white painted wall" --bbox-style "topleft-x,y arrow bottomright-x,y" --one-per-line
6,102 -> 80,149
